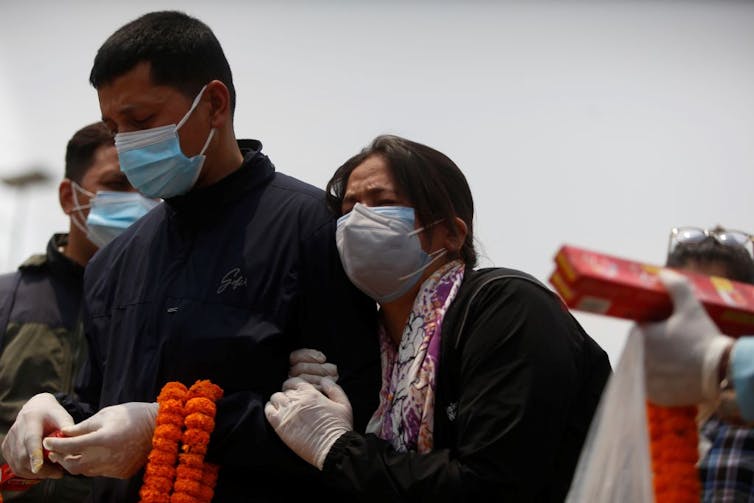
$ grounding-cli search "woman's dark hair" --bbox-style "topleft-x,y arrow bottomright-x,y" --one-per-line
667,238 -> 754,284
89,11 -> 236,113
326,135 -> 477,267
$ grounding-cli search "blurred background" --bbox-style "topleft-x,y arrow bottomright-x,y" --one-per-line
2,0 -> 753,366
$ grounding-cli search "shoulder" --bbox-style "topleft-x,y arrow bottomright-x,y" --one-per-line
267,172 -> 335,236
453,267 -> 563,319
0,270 -> 20,298
270,172 -> 326,200
445,267 -> 583,352
269,173 -> 330,217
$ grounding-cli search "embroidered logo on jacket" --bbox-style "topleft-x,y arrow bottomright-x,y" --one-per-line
446,402 -> 457,422
217,268 -> 248,294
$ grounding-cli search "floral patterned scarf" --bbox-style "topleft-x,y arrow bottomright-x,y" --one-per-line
366,260 -> 465,453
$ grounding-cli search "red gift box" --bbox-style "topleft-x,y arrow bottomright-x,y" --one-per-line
549,244 -> 754,337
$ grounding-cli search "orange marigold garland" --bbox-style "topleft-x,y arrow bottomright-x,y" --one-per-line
139,380 -> 224,503
646,402 -> 701,502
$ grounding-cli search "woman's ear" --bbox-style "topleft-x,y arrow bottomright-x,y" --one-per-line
444,217 -> 468,255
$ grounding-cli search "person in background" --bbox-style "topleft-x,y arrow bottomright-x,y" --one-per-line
653,225 -> 754,502
267,135 -> 612,501
0,121 -> 152,502
1,11 -> 379,503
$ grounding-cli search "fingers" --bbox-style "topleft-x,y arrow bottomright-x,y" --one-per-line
27,462 -> 66,479
43,430 -> 99,457
289,361 -> 338,379
268,390 -> 291,409
320,378 -> 349,406
281,377 -> 314,392
289,348 -> 326,365
18,421 -> 45,475
58,415 -> 100,438
46,406 -> 75,432
264,401 -> 280,429
48,453 -> 89,476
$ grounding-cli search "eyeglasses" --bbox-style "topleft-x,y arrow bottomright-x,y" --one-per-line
668,226 -> 754,258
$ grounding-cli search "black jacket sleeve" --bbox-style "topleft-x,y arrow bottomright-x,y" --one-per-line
206,218 -> 380,472
321,277 -> 610,502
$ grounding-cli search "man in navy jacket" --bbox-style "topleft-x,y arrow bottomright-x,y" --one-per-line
1,11 -> 379,502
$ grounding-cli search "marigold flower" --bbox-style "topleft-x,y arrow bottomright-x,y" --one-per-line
184,397 -> 215,416
169,494 -> 202,503
176,465 -> 203,481
187,380 -> 223,402
152,437 -> 180,453
184,413 -> 214,432
157,399 -> 184,418
155,424 -> 183,442
647,402 -> 700,503
140,380 -> 222,503
139,488 -> 171,503
178,453 -> 205,468
158,382 -> 188,401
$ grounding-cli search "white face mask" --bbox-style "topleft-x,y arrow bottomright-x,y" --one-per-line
335,203 -> 446,303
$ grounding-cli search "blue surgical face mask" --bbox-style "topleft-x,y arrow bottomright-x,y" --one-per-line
335,203 -> 446,303
71,183 -> 160,248
114,85 -> 216,199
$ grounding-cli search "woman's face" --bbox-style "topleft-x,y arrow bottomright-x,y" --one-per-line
342,154 -> 453,274
341,155 -> 410,215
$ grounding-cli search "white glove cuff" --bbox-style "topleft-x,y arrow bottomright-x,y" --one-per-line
313,428 -> 349,471
701,335 -> 735,402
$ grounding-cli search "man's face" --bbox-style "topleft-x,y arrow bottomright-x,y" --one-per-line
98,61 -> 211,161
74,144 -> 135,219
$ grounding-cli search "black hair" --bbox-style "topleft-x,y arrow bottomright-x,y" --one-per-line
326,135 -> 477,267
64,122 -> 115,183
666,235 -> 754,284
89,11 -> 236,113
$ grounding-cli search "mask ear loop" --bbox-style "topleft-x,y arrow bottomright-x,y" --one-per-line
176,85 -> 209,131
69,181 -> 94,234
407,218 -> 445,237
199,128 -> 216,156
396,249 -> 447,281
397,218 -> 448,281
175,84 -> 215,159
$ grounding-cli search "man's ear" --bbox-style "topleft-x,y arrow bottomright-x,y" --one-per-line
205,80 -> 232,129
59,179 -> 74,215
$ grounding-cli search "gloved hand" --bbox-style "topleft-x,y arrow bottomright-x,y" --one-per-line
265,377 -> 352,470
1,392 -> 74,479
636,269 -> 734,406
43,402 -> 158,479
288,348 -> 339,391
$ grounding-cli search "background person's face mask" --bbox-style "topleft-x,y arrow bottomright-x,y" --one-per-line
71,183 -> 160,248
114,85 -> 216,199
336,203 -> 446,303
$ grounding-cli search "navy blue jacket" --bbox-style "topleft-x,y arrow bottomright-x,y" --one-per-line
63,140 -> 380,502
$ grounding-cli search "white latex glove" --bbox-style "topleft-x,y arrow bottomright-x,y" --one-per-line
288,348 -> 339,391
636,269 -> 734,406
265,377 -> 352,470
1,392 -> 73,479
43,402 -> 158,479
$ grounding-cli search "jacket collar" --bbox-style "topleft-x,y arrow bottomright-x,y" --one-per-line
19,233 -> 84,285
164,139 -> 275,220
